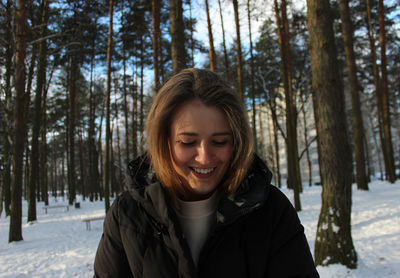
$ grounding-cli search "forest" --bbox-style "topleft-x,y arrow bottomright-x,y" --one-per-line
0,0 -> 399,269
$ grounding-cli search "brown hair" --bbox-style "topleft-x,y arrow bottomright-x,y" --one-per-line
146,68 -> 254,199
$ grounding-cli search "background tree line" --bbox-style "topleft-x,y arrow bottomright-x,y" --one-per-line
0,0 -> 399,270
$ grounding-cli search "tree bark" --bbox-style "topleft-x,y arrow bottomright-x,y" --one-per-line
9,0 -> 28,243
378,0 -> 396,183
301,97 -> 313,186
78,129 -> 87,200
40,55 -> 49,206
40,83 -> 49,206
67,54 -> 77,206
272,100 -> 282,188
247,0 -> 257,147
132,83 -> 138,159
218,0 -> 230,81
169,0 -> 186,74
2,0 -> 13,218
188,0 -> 195,67
115,103 -> 123,193
205,0 -> 217,71
232,0 -> 244,99
140,36 -> 145,155
365,0 -> 384,178
339,0 -> 368,190
152,0 -> 161,90
88,22 -> 100,202
306,0 -> 357,268
104,0 -> 114,212
28,0 -> 49,221
274,0 -> 302,210
122,47 -> 130,164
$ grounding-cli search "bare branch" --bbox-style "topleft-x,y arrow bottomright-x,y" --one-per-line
298,135 -> 317,161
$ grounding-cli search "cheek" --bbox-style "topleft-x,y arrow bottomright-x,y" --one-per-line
219,146 -> 233,164
172,145 -> 194,165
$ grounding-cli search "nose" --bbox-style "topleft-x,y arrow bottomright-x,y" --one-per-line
195,142 -> 213,164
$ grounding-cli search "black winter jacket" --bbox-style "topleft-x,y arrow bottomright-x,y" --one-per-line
94,155 -> 319,278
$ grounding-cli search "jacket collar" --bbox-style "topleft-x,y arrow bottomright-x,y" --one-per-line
127,153 -> 273,227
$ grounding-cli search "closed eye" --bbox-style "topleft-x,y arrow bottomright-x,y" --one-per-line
178,141 -> 196,146
213,140 -> 228,146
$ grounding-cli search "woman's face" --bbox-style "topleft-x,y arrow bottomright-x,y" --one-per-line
169,99 -> 233,201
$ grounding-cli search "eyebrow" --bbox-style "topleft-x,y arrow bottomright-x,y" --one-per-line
177,132 -> 232,136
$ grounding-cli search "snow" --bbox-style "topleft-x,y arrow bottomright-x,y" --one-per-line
1,180 -> 400,277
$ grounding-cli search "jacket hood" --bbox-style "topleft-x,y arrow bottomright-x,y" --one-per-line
126,153 -> 273,226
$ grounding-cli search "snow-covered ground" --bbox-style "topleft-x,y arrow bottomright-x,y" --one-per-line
1,179 -> 399,277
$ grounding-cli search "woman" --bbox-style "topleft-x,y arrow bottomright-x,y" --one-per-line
94,68 -> 319,277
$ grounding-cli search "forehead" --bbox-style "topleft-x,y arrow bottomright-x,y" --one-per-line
170,99 -> 230,134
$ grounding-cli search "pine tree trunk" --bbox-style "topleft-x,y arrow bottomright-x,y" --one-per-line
152,0 -> 161,90
301,100 -> 313,186
78,130 -> 87,200
9,0 -> 28,243
365,0 -> 385,179
52,139 -> 57,198
104,0 -> 114,212
25,3 -> 37,111
188,0 -> 195,67
68,55 -> 77,206
98,110 -> 105,201
28,0 -> 49,221
205,0 -> 217,71
378,0 -> 396,183
271,97 -> 282,188
2,0 -> 13,217
274,0 -> 302,210
306,0 -> 357,268
232,0 -> 244,99
40,62 -> 49,206
159,32 -> 165,83
132,84 -> 138,159
122,48 -> 130,164
169,0 -> 186,73
258,108 -> 265,159
218,0 -> 230,82
110,124 -> 116,196
247,0 -> 257,147
61,151 -> 65,198
140,37 -> 145,155
339,0 -> 369,190
116,113 -> 123,192
88,29 -> 100,202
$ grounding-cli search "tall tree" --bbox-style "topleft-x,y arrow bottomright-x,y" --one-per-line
218,0 -> 230,81
28,0 -> 50,222
170,0 -> 186,73
338,0 -> 368,190
88,21 -> 100,202
187,0 -> 195,67
274,0 -> 302,210
9,0 -> 28,243
232,0 -> 244,99
40,74 -> 49,206
104,0 -> 114,212
205,0 -> 217,71
247,0 -> 257,146
1,0 -> 13,217
378,0 -> 396,183
365,0 -> 385,179
152,0 -> 161,89
306,0 -> 357,268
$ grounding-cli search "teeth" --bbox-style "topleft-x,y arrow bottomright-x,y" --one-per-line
193,168 -> 214,174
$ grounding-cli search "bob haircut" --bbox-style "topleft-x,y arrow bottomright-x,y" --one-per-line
146,68 -> 254,199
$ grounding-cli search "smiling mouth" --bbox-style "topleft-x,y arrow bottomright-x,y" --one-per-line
191,167 -> 216,174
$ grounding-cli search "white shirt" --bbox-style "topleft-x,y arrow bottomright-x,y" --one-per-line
175,191 -> 219,266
